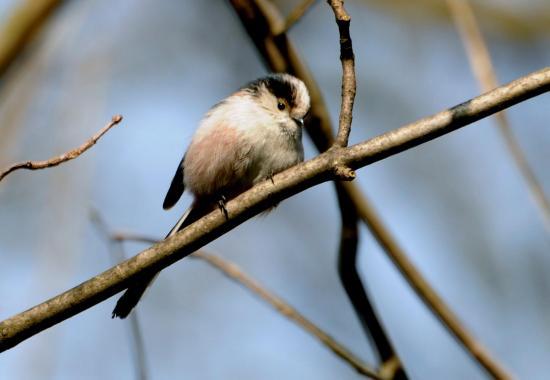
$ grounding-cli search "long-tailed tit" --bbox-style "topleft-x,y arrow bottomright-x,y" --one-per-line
112,73 -> 311,318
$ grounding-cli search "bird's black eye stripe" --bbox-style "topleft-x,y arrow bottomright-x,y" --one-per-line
244,74 -> 297,108
278,102 -> 286,111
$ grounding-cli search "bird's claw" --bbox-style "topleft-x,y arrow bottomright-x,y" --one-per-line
218,196 -> 229,220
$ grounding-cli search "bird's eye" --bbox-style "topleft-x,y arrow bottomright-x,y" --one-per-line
277,101 -> 286,111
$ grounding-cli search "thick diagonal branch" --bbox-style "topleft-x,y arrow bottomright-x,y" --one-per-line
1,67 -> 548,353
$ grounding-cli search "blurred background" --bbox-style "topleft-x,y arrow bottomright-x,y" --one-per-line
0,0 -> 548,379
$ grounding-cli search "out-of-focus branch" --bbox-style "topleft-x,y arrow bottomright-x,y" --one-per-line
362,0 -> 550,38
112,233 -> 381,379
446,0 -> 550,235
379,356 -> 401,380
198,252 -> 380,379
1,67 -> 547,353
90,212 -> 148,380
0,0 -> 64,79
280,0 -> 318,34
0,115 -> 122,183
328,0 -> 356,148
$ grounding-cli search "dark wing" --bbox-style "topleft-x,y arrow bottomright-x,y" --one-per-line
163,156 -> 185,210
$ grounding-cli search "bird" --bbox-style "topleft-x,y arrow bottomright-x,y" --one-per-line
112,73 -> 311,318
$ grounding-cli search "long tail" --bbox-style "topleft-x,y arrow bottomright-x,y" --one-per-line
112,203 -> 207,319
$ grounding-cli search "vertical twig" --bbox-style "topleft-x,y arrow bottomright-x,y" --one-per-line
328,0 -> 356,148
113,240 -> 149,380
446,0 -> 550,235
90,211 -> 149,380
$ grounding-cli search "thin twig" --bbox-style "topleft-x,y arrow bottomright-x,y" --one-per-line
0,0 -> 64,79
198,253 -> 381,379
112,233 -> 381,379
446,0 -> 550,235
0,67 -> 547,353
89,211 -> 148,380
280,0 -> 318,34
328,0 -> 356,148
0,115 -> 123,183
126,304 -> 148,380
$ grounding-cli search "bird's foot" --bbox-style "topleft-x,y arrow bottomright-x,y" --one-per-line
218,195 -> 229,220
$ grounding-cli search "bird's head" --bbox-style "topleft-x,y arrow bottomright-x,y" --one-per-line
244,73 -> 310,129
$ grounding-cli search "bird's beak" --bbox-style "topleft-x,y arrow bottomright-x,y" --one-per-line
293,117 -> 304,127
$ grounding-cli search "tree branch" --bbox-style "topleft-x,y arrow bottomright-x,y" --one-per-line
1,67 -> 547,353
0,0 -> 64,80
280,0 -> 318,34
328,0 -> 356,148
112,234 -> 381,379
0,115 -> 123,183
335,185 -> 406,379
446,0 -> 550,235
198,252 -> 381,378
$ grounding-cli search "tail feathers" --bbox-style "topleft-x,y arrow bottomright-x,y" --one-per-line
112,202 -> 210,319
112,273 -> 157,319
164,200 -> 213,239
165,204 -> 194,238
